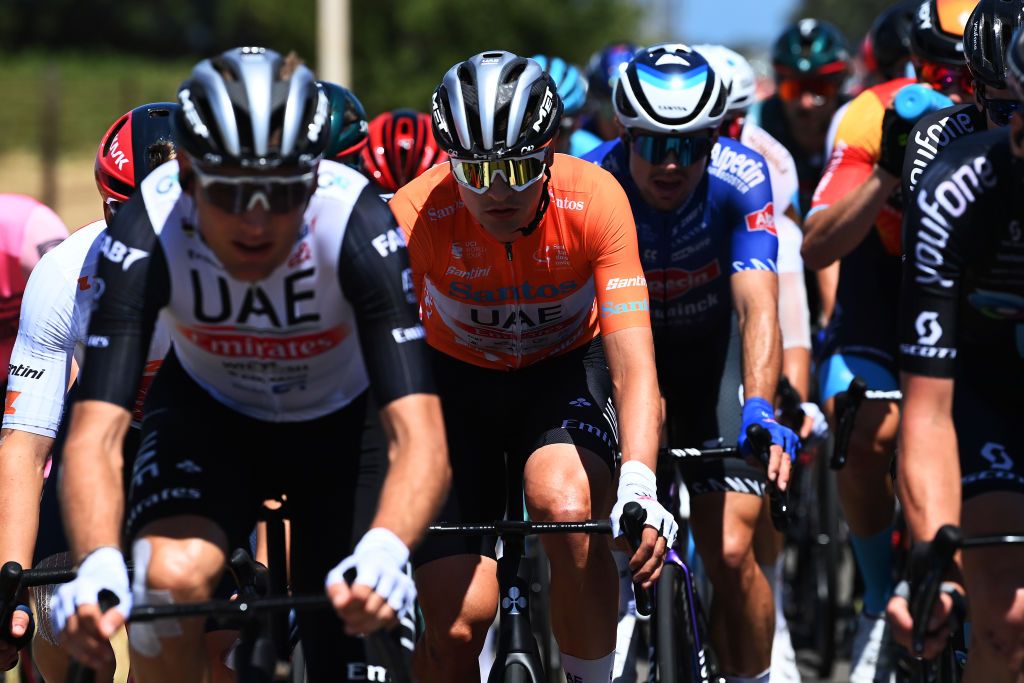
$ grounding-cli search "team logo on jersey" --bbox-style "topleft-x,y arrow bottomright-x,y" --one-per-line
709,143 -> 767,194
532,244 -> 571,269
646,261 -> 722,301
915,311 -> 942,345
100,236 -> 148,271
744,203 -> 776,236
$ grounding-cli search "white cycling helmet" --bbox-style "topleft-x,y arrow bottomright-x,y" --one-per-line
612,43 -> 727,134
693,44 -> 757,115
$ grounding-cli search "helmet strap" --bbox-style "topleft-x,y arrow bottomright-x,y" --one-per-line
516,167 -> 552,237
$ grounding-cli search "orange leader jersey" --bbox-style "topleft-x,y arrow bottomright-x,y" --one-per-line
810,77 -> 914,256
389,154 -> 651,370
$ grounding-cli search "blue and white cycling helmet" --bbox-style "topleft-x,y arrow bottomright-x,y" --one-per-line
613,43 -> 727,134
693,44 -> 757,115
531,54 -> 588,118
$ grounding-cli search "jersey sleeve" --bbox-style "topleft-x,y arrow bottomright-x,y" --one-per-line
2,252 -> 78,437
728,161 -> 779,274
586,175 -> 651,334
339,185 -> 435,405
898,156 -> 976,378
388,185 -> 432,310
77,195 -> 169,410
809,90 -> 885,217
19,204 -> 68,279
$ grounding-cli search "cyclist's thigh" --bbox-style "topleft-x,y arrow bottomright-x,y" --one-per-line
125,351 -> 263,579
518,338 -> 617,516
662,331 -> 766,500
283,390 -> 390,682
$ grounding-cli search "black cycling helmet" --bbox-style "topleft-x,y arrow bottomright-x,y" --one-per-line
909,0 -> 975,66
173,46 -> 330,170
431,50 -> 563,160
966,0 -> 1024,89
772,18 -> 851,78
864,2 -> 916,77
320,81 -> 369,164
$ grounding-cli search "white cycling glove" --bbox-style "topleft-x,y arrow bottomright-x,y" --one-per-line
610,461 -> 678,548
325,528 -> 416,616
801,401 -> 829,440
50,547 -> 132,637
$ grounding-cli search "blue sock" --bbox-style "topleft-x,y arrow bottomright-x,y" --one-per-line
850,524 -> 895,616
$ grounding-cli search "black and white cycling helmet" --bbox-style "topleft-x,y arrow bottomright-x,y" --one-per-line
431,50 -> 563,160
613,44 -> 727,134
172,46 -> 330,170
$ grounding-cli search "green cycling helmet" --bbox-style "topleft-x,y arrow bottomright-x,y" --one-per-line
319,81 -> 369,167
772,18 -> 851,78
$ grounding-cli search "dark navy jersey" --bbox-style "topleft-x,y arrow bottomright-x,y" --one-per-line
583,137 -> 778,343
902,103 -> 987,198
901,127 -> 1024,390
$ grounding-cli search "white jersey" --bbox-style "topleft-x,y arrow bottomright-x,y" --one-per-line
3,221 -> 171,437
739,122 -> 811,349
78,159 -> 430,423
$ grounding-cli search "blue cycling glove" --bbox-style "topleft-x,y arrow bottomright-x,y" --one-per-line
739,396 -> 801,461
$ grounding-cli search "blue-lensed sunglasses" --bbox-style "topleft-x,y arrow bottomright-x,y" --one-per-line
628,132 -> 715,166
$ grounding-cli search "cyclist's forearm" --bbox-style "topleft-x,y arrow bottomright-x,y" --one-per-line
60,401 -> 129,559
605,328 -> 660,470
372,394 -> 449,548
0,429 -> 52,566
802,169 -> 899,269
739,304 -> 782,402
898,414 -> 961,543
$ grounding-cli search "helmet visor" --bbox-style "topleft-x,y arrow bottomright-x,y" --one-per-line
777,76 -> 843,102
449,151 -> 548,195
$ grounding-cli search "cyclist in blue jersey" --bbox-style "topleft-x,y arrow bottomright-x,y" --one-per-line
585,44 -> 799,683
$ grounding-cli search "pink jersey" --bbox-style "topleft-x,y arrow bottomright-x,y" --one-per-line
0,194 -> 68,381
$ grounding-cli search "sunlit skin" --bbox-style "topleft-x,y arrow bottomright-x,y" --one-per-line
626,137 -> 714,213
453,147 -> 552,241
179,154 -> 313,283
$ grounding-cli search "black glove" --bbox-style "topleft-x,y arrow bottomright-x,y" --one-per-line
878,108 -> 914,179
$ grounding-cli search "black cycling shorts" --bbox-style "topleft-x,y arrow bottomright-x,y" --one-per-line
124,351 -> 389,682
413,337 -> 617,567
658,318 -> 766,498
956,381 -> 1024,500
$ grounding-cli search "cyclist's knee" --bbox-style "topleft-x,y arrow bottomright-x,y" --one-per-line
700,525 -> 757,580
137,538 -> 224,602
415,556 -> 498,659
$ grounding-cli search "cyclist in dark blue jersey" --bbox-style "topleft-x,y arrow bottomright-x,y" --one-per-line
585,44 -> 798,683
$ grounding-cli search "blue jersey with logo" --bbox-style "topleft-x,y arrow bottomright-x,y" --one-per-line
583,137 -> 778,341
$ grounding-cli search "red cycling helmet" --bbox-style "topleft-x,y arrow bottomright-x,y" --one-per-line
360,109 -> 448,193
96,102 -> 178,219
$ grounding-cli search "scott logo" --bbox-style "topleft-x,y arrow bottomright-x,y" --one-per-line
915,311 -> 942,346
744,202 -> 776,236
100,236 -> 148,270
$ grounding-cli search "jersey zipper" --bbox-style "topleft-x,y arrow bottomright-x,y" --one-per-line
504,241 -> 522,369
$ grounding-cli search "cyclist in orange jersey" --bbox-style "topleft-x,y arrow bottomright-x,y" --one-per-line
390,51 -> 730,683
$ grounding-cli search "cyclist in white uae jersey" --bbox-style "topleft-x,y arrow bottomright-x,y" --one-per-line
52,48 -> 447,682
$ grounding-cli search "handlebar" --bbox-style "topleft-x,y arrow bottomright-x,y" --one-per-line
907,524 -> 963,657
619,502 -> 654,617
